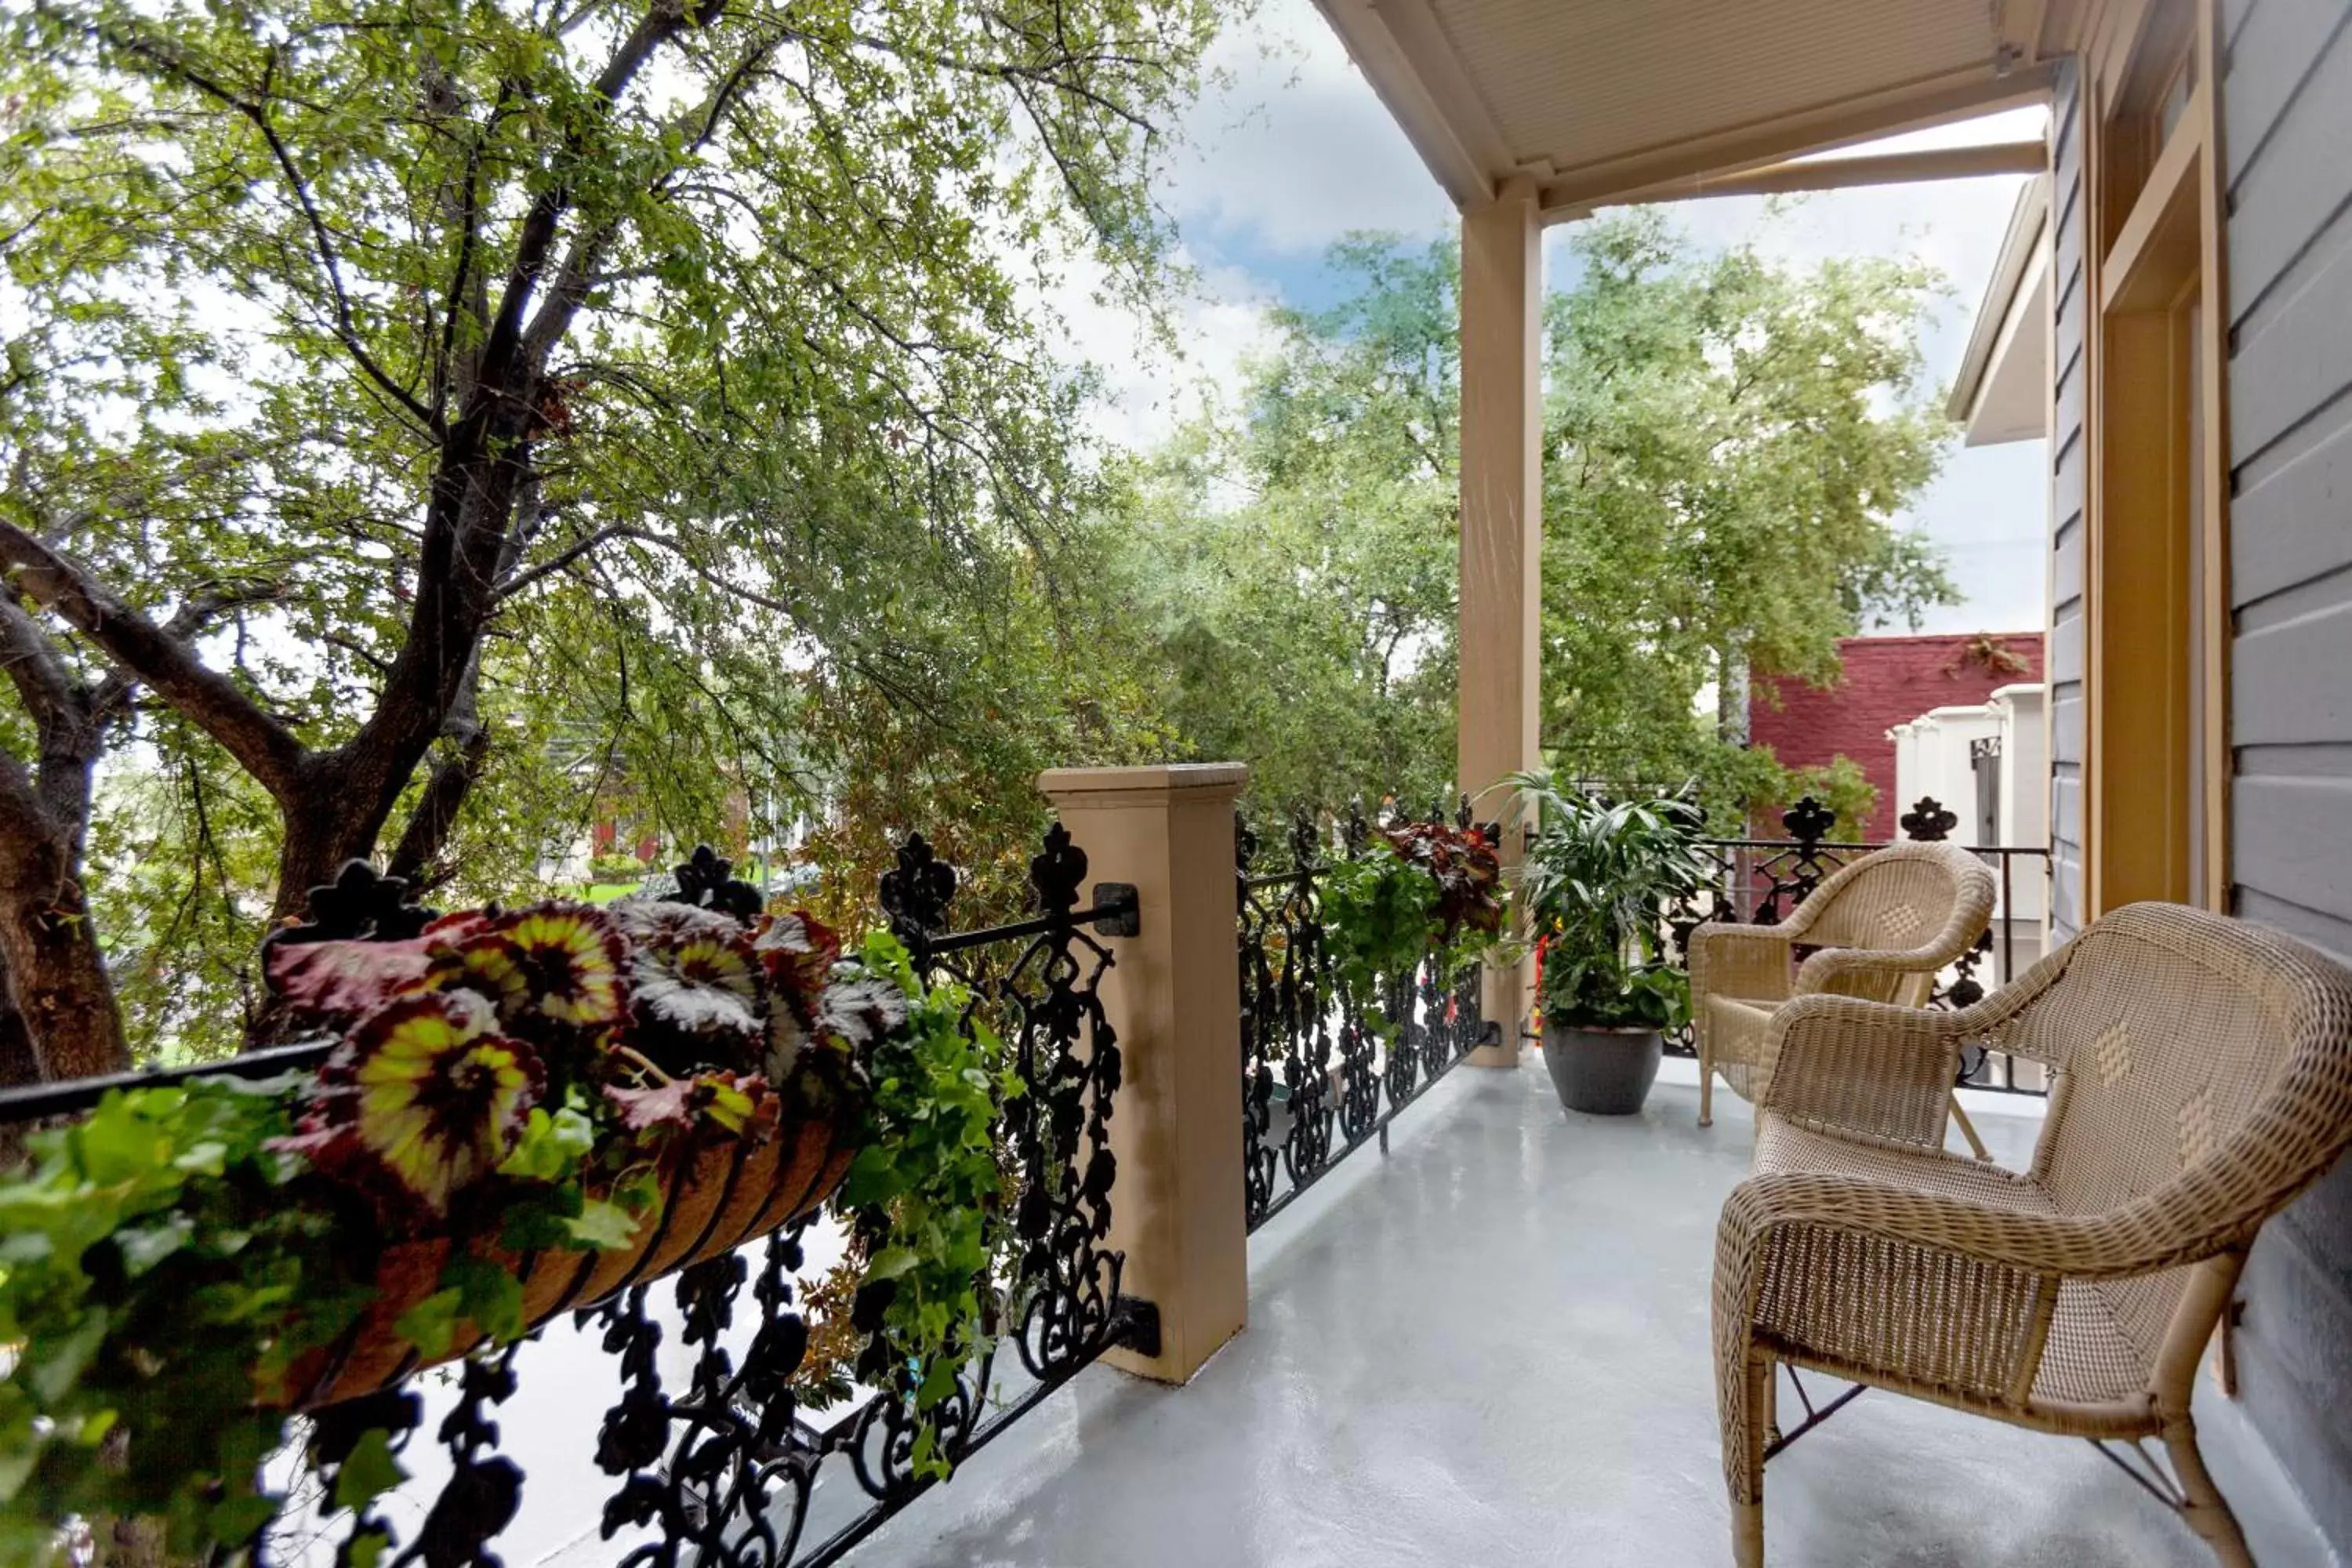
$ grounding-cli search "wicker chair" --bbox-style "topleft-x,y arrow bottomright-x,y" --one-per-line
1689,840 -> 1998,1152
1713,902 -> 2352,1567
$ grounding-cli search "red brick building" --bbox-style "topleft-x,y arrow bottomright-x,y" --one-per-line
1748,632 -> 2045,839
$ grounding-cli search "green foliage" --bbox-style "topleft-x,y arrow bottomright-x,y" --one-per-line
0,1078 -> 333,1559
1318,819 -> 1507,1036
836,931 -> 1018,1476
1114,215 -> 1958,822
589,852 -> 652,886
0,0 -> 1228,1073
0,898 -> 989,1557
1773,754 -> 1879,839
1544,209 -> 1958,791
1105,239 -> 1462,815
0,1064 -> 627,1559
1508,771 -> 1713,1031
1319,841 -> 1443,1000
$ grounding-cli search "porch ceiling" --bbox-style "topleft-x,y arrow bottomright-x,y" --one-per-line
1311,0 -> 2088,216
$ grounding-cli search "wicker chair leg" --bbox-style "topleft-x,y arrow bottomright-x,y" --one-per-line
1727,1353 -> 1770,1567
2163,1422 -> 2254,1568
1948,1100 -> 1991,1161
1700,1050 -> 1715,1128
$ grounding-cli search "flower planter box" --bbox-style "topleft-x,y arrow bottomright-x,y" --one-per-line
296,1109 -> 858,1406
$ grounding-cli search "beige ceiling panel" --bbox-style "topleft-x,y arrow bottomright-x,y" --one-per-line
1317,0 -> 2080,213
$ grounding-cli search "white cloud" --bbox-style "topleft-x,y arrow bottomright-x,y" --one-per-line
1064,10 -> 2052,638
1158,0 -> 1453,252
1042,246 -> 1282,450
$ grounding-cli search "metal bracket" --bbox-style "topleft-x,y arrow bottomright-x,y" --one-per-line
1762,1366 -> 1865,1461
1091,882 -> 1142,938
1112,1294 -> 1162,1357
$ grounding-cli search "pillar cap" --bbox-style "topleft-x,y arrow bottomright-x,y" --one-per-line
1036,763 -> 1248,807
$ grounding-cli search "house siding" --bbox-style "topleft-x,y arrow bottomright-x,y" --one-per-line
2047,56 -> 2089,942
2223,0 -> 2352,1552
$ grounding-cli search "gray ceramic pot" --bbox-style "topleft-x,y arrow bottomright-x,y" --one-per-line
1541,1021 -> 1663,1115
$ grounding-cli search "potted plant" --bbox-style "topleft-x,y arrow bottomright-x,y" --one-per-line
1507,773 -> 1711,1115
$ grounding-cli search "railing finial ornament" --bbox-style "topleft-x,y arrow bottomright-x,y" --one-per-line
1780,796 -> 1836,846
1900,797 -> 1958,842
880,830 -> 958,947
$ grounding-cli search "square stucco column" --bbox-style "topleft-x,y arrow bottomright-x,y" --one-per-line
1036,764 -> 1248,1384
1458,175 -> 1542,1060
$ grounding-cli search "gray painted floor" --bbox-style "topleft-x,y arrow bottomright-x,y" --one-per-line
846,1061 -> 2337,1568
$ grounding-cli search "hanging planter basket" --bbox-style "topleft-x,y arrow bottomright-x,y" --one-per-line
240,857 -> 893,1409
292,1102 -> 860,1408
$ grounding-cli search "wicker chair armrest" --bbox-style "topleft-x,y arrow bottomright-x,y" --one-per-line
1757,996 -> 1965,1149
1715,1170 -> 2060,1405
1688,921 -> 1795,1006
1794,939 -> 1960,993
1722,1170 -> 2240,1291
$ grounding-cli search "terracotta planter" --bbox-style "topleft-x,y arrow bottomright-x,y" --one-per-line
1540,1021 -> 1662,1116
291,1111 -> 858,1409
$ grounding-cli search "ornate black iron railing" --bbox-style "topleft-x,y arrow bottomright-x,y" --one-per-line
0,829 -> 1148,1568
1660,795 -> 2056,1097
1238,798 -> 1497,1233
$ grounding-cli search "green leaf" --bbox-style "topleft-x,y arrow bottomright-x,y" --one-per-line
29,1308 -> 107,1404
563,1200 -> 641,1252
393,1289 -> 463,1361
448,1258 -> 527,1345
331,1428 -> 408,1513
864,1246 -> 920,1282
114,1215 -> 193,1277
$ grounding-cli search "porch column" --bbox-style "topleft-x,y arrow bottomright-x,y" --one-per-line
1036,763 -> 1249,1384
1457,174 -> 1542,1061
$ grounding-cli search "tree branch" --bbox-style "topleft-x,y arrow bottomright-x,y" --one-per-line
493,523 -> 627,601
0,523 -> 310,798
85,16 -> 441,436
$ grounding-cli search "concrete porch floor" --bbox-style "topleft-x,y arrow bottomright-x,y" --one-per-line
852,1061 -> 2336,1568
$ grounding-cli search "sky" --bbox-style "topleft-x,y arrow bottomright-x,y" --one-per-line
1064,0 -> 2051,637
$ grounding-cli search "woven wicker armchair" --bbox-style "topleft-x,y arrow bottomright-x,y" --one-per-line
1713,902 -> 2352,1567
1688,840 -> 1996,1152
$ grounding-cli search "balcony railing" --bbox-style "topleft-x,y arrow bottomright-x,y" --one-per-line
0,828 -> 1149,1568
1660,793 -> 2054,1096
1237,799 -> 1496,1232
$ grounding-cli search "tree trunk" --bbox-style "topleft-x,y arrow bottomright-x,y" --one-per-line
0,826 -> 129,1080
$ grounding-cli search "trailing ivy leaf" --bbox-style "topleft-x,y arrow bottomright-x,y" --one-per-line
447,1258 -> 526,1345
497,1104 -> 595,1183
330,1428 -> 408,1513
392,1289 -> 463,1361
28,1308 -> 107,1404
113,1216 -> 193,1277
347,1526 -> 394,1568
564,1200 -> 641,1252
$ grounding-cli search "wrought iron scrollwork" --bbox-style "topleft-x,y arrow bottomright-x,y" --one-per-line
877,832 -> 958,956
1237,795 -> 1489,1232
226,822 -> 1146,1568
268,859 -> 436,953
1899,797 -> 1959,842
1654,794 -> 2049,1098
666,844 -> 764,921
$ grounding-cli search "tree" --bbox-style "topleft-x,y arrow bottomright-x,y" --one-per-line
1543,209 -> 1958,804
0,0 -> 1225,1078
1108,239 -> 1461,820
1118,212 -> 1958,825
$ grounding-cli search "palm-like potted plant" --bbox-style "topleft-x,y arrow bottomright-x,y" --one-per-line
1508,772 -> 1713,1114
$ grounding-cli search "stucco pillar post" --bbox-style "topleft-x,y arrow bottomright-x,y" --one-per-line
1036,763 -> 1248,1384
1457,174 -> 1542,1061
